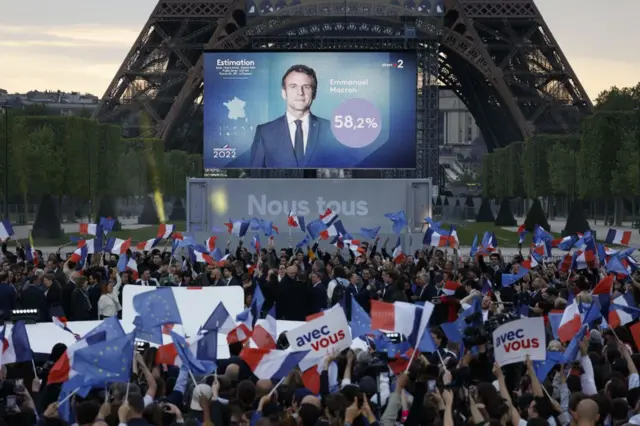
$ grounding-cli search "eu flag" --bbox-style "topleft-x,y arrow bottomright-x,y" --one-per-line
359,226 -> 381,240
133,316 -> 163,345
349,298 -> 371,338
84,316 -> 125,341
132,287 -> 182,328
170,331 -> 216,375
72,333 -> 135,382
384,211 -> 407,235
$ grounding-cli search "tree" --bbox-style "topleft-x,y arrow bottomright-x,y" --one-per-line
505,142 -> 525,198
95,194 -> 122,231
594,83 -> 640,112
475,198 -> 495,222
32,194 -> 64,239
480,154 -> 494,198
547,136 -> 580,198
169,198 -> 186,221
521,136 -> 553,198
495,198 -> 517,226
138,196 -> 160,225
524,198 -> 549,232
563,201 -> 590,235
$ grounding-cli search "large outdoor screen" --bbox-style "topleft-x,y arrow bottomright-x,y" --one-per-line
203,51 -> 417,169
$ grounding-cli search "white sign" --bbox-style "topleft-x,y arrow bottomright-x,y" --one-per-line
122,286 -> 244,338
492,317 -> 545,366
285,306 -> 352,357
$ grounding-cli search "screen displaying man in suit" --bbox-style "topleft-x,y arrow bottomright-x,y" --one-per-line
249,64 -> 339,168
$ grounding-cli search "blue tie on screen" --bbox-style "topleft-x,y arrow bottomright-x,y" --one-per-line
294,120 -> 304,163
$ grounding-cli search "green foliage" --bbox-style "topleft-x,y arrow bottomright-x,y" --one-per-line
494,198 -> 517,226
490,148 -> 508,199
578,112 -> 634,199
505,142 -> 524,198
563,201 -> 590,235
521,135 -> 554,198
524,199 -> 549,232
594,83 -> 640,111
32,194 -> 63,239
610,126 -> 640,196
480,154 -> 494,198
475,198 -> 495,223
0,115 -> 203,207
547,135 -> 580,197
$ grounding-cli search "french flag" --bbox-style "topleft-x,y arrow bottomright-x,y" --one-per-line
251,235 -> 260,252
157,224 -> 175,239
52,317 -> 76,335
521,256 -> 539,269
105,238 -> 132,255
552,236 -> 577,251
605,228 -> 632,246
79,223 -> 98,236
370,300 -> 433,347
319,220 -> 346,241
227,309 -> 253,344
70,246 -> 88,264
25,244 -> 39,266
252,307 -> 277,349
124,257 -> 139,280
240,348 -> 309,381
191,248 -> 214,265
392,237 -> 406,264
155,331 -> 218,366
136,238 -> 160,251
571,249 -> 597,270
608,293 -> 640,329
320,208 -> 338,226
47,331 -> 107,384
225,220 -> 249,237
0,322 -> 32,366
205,236 -> 217,252
0,219 -> 14,240
344,239 -> 366,255
441,280 -> 460,296
77,238 -> 100,254
557,302 -> 582,342
423,228 -> 448,247
287,212 -> 306,232
448,225 -> 459,248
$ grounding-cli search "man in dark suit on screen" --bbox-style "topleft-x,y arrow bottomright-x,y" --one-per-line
249,64 -> 341,168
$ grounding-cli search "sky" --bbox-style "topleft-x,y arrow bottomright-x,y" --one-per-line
0,0 -> 638,101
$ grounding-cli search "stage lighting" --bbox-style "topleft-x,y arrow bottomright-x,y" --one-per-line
10,309 -> 39,323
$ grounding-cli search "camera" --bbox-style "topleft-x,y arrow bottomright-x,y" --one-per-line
462,311 -> 520,348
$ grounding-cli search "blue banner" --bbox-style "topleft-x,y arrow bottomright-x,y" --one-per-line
203,51 -> 417,169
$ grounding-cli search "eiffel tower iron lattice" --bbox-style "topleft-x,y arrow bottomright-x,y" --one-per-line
93,0 -> 593,183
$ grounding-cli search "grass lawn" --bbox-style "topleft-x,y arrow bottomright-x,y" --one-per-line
14,221 -> 187,247
441,221 -> 562,247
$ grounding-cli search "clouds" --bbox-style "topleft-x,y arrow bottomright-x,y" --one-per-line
0,0 -> 638,98
0,24 -> 138,94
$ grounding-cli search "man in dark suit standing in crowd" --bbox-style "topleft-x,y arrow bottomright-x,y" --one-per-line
275,265 -> 311,321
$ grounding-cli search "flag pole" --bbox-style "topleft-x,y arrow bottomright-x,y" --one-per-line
268,376 -> 286,397
58,387 -> 81,405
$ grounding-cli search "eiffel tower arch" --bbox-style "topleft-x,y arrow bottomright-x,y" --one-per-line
93,0 -> 593,182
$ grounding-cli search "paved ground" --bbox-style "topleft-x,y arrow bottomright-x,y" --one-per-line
502,217 -> 640,246
11,218 -> 148,241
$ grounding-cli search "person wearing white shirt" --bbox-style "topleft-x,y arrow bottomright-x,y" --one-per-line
97,280 -> 122,319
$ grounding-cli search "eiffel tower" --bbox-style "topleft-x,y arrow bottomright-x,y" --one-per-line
93,0 -> 592,182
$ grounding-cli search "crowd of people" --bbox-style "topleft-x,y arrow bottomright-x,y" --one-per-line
0,231 -> 639,426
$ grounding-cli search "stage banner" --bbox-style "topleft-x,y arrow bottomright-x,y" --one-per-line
203,51 -> 417,169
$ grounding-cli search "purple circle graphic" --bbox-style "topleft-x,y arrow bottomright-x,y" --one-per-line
330,98 -> 382,148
